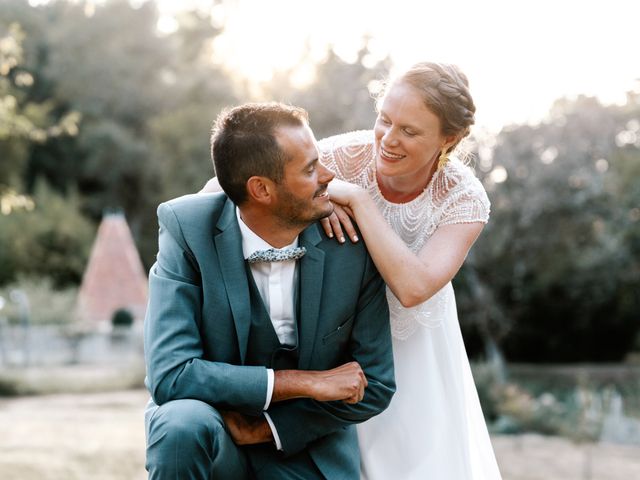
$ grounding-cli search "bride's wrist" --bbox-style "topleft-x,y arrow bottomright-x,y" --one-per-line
351,189 -> 372,213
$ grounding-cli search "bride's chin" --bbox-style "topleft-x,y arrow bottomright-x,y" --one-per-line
376,162 -> 396,178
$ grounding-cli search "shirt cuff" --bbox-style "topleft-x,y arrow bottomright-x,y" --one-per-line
264,368 -> 274,410
263,412 -> 283,451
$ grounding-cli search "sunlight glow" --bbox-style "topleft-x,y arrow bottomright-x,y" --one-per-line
595,159 -> 609,173
154,0 -> 640,131
540,147 -> 558,165
157,15 -> 179,34
489,166 -> 508,184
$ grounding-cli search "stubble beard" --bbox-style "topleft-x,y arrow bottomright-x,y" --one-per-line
275,187 -> 334,229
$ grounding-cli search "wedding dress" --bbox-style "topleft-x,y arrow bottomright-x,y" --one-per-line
320,130 -> 502,480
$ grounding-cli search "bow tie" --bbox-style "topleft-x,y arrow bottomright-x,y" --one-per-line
247,246 -> 307,264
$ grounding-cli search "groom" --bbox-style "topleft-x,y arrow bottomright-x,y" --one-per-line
144,102 -> 395,479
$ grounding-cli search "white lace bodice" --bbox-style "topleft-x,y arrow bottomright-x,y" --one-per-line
319,130 -> 490,339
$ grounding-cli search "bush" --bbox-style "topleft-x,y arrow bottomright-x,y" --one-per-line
0,181 -> 95,287
474,364 -> 640,440
0,276 -> 78,325
111,308 -> 134,328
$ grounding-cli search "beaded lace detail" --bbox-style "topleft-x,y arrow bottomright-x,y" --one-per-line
319,130 -> 490,339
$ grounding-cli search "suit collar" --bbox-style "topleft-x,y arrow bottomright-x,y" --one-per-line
215,198 -> 252,363
297,223 -> 325,369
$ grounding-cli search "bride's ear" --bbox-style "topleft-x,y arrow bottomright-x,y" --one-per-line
442,134 -> 460,152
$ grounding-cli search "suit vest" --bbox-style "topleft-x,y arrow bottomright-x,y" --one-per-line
244,264 -> 299,370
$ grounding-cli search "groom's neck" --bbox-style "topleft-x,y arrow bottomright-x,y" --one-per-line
237,204 -> 305,248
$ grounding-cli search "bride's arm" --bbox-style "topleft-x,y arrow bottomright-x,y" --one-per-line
328,179 -> 484,308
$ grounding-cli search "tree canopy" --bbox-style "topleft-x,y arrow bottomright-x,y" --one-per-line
1,0 -> 638,362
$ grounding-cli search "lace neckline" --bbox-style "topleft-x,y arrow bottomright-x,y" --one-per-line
371,162 -> 443,208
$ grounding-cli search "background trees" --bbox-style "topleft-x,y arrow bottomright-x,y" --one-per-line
460,94 -> 640,361
1,0 -> 638,362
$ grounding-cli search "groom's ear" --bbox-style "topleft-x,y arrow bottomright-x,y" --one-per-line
246,176 -> 276,205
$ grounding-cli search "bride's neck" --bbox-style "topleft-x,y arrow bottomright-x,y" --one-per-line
377,168 -> 436,204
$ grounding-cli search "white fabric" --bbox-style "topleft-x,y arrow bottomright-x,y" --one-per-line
264,369 -> 274,410
263,411 -> 283,450
320,131 -> 501,480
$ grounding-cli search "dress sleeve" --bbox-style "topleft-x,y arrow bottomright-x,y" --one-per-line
438,165 -> 491,227
318,130 -> 375,185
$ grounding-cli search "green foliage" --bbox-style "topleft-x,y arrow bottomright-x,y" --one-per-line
1,0 -> 638,363
459,94 -> 640,361
0,21 -> 80,193
0,182 -> 94,287
1,0 -> 239,267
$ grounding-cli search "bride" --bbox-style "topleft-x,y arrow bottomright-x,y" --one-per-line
320,62 -> 502,480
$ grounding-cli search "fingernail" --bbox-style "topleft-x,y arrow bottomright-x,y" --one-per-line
328,232 -> 333,238
339,236 -> 345,243
352,235 -> 359,242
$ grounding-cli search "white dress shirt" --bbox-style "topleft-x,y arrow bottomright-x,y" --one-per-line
236,208 -> 299,449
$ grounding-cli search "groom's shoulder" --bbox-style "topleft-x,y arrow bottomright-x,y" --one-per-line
161,192 -> 227,214
158,192 -> 229,231
312,222 -> 370,262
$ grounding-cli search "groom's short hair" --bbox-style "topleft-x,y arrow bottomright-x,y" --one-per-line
211,102 -> 309,205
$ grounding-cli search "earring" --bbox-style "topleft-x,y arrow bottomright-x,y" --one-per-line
437,148 -> 449,170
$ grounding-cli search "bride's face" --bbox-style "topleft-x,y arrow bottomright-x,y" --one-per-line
374,81 -> 450,184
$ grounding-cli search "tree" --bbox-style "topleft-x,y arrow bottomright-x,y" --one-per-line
0,21 -> 80,207
463,94 -> 640,361
263,44 -> 392,139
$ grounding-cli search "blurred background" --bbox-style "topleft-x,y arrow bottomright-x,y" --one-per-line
0,0 -> 639,478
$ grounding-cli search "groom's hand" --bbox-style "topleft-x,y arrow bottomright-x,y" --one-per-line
310,361 -> 368,404
221,410 -> 274,446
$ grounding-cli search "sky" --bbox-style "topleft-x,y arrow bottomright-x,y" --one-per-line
158,0 -> 639,131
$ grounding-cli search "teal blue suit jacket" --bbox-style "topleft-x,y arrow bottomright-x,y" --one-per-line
144,193 -> 395,477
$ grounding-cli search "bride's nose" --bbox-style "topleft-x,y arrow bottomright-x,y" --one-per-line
382,128 -> 400,147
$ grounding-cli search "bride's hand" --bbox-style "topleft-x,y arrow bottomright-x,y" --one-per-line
321,179 -> 366,243
321,203 -> 358,243
320,203 -> 358,243
326,178 -> 365,207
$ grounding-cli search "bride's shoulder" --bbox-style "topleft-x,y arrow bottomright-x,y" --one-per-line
318,130 -> 375,154
319,130 -> 375,180
433,157 -> 490,215
441,157 -> 486,194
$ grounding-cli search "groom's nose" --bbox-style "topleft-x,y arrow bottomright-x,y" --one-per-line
318,163 -> 335,185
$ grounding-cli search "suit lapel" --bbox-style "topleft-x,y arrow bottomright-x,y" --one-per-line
214,199 -> 251,364
297,224 -> 324,369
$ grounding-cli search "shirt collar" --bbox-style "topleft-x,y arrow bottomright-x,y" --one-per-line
236,207 -> 299,260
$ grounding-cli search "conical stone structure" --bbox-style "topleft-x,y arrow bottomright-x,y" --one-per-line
75,212 -> 148,329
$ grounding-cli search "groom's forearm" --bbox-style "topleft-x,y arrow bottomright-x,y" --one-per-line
271,361 -> 367,403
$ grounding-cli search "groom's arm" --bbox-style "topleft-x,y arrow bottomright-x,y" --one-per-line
265,254 -> 396,456
220,361 -> 370,445
145,201 -> 271,414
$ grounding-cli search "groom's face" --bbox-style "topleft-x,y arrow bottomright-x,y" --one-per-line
272,124 -> 335,227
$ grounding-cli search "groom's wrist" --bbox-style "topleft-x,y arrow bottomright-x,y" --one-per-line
272,370 -> 316,402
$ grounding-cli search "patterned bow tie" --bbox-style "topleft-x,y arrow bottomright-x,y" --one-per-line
247,246 -> 307,264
